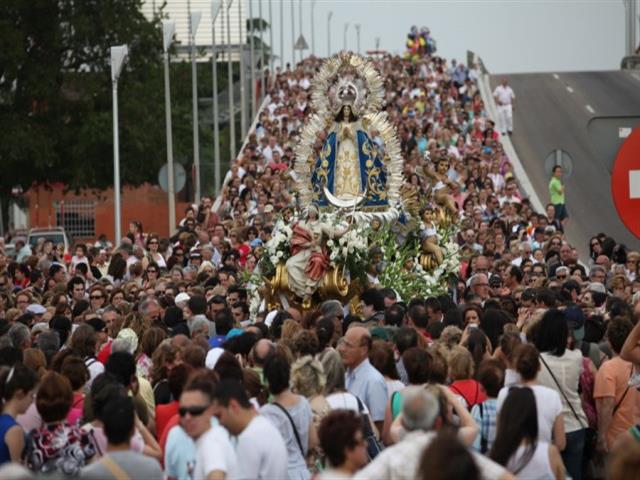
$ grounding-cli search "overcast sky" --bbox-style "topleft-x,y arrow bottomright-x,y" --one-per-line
265,0 -> 627,74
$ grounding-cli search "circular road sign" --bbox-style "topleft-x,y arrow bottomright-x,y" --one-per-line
611,127 -> 640,239
544,149 -> 574,178
158,163 -> 187,193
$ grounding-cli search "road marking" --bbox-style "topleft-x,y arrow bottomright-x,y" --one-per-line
553,73 -> 559,80
566,86 -> 574,93
585,105 -> 595,114
631,170 -> 640,199
630,71 -> 640,83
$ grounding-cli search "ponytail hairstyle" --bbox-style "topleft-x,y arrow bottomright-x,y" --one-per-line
0,363 -> 38,407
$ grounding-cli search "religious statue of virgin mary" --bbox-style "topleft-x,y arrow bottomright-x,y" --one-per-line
295,52 -> 404,223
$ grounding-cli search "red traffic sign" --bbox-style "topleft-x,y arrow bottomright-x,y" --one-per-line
612,126 -> 640,238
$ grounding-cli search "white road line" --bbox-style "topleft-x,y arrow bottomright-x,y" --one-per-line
630,71 -> 640,83
585,105 -> 595,114
553,73 -> 559,79
566,86 -> 574,93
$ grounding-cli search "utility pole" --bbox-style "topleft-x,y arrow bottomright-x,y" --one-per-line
290,0 -> 295,66
269,0 -> 274,74
298,0 -> 303,63
310,0 -> 316,56
110,45 -> 128,244
259,0 -> 265,102
280,0 -> 284,69
355,24 -> 360,55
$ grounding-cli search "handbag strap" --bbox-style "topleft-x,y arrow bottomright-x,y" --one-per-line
539,354 -> 585,428
273,402 -> 305,457
612,365 -> 634,416
100,455 -> 131,480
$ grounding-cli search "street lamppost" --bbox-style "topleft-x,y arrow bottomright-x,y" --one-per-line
162,20 -> 177,235
190,10 -> 202,203
327,11 -> 333,56
226,0 -> 236,162
268,0 -> 273,73
259,0 -> 265,101
310,0 -> 316,56
238,0 -> 247,137
110,44 -> 128,244
298,0 -> 303,63
355,23 -> 360,55
280,0 -> 284,69
343,22 -> 349,52
211,1 -> 223,196
290,0 -> 295,66
249,0 -> 256,116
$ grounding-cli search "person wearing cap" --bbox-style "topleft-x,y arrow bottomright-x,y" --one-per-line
594,317 -> 636,452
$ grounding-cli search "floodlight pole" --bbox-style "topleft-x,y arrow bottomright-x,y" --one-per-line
311,0 -> 316,56
259,0 -> 265,100
226,0 -> 236,162
110,45 -> 128,244
327,11 -> 333,56
249,0 -> 256,116
355,24 -> 360,54
343,22 -> 349,51
238,0 -> 247,136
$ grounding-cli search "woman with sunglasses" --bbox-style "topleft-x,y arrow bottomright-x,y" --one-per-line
143,262 -> 160,290
88,285 -> 107,311
144,235 -> 167,271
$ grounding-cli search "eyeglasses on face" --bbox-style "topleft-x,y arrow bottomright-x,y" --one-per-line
90,295 -> 104,300
179,405 -> 210,417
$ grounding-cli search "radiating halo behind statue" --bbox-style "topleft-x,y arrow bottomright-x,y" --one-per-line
294,52 -> 404,224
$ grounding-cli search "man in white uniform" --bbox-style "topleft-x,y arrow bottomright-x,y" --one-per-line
493,78 -> 515,135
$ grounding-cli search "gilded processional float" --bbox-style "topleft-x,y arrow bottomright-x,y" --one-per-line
251,52 -> 461,314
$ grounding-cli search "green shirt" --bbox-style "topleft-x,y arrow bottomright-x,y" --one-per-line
549,176 -> 565,204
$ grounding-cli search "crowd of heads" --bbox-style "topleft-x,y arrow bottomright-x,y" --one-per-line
0,26 -> 639,480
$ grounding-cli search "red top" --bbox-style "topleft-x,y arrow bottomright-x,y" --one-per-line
155,401 -> 179,442
449,379 -> 487,409
159,413 -> 180,457
96,339 -> 112,365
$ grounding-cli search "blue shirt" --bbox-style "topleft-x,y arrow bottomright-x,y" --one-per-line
346,359 -> 388,422
471,398 -> 498,453
0,414 -> 18,465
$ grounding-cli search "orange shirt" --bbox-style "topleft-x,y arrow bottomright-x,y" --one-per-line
594,356 -> 637,448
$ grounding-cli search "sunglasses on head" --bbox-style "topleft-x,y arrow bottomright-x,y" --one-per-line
179,405 -> 209,417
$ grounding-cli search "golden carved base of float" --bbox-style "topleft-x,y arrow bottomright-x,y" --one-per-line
264,262 -> 360,312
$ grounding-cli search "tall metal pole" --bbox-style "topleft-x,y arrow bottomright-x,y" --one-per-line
238,0 -> 247,136
249,0 -> 256,116
162,21 -> 177,235
259,0 -> 265,101
355,24 -> 360,55
298,0 -> 303,63
211,1 -> 222,196
343,22 -> 349,51
290,0 -> 295,66
190,10 -> 202,203
226,0 -> 236,161
268,0 -> 274,73
280,0 -> 284,69
110,45 -> 128,244
327,11 -> 332,57
310,0 -> 315,57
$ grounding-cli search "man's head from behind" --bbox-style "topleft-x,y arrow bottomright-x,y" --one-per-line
401,386 -> 440,433
103,395 -> 135,446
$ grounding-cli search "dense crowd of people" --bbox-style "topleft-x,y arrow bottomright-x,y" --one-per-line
0,27 -> 639,480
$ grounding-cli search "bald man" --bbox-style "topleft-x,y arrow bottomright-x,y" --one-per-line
338,326 -> 388,431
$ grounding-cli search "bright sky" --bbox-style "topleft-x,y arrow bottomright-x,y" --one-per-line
265,0 -> 627,74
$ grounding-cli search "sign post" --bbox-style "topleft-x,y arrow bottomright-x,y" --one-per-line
611,127 -> 640,238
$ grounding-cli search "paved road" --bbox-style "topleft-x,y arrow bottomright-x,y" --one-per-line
490,70 -> 640,258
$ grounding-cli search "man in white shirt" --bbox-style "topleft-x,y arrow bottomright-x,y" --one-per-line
492,78 -> 516,135
212,379 -> 288,480
180,372 -> 237,480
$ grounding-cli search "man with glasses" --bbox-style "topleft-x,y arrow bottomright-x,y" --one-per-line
338,326 -> 388,433
180,371 -> 237,480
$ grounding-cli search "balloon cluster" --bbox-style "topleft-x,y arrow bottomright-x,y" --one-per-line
405,25 -> 437,60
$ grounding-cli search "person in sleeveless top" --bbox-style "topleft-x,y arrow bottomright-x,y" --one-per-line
490,387 -> 565,479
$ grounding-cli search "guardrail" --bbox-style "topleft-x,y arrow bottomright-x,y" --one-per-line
468,51 -> 545,214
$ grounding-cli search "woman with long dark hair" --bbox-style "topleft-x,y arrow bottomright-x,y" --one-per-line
491,387 -> 565,479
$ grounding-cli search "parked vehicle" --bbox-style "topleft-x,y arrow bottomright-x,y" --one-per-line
27,227 -> 71,255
